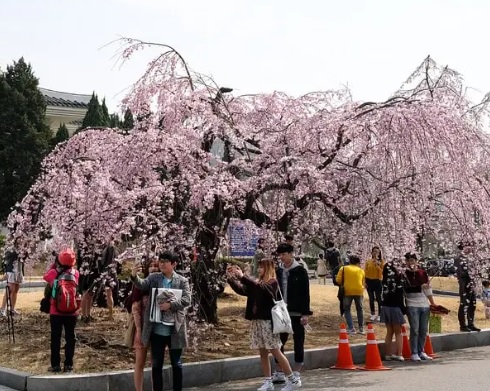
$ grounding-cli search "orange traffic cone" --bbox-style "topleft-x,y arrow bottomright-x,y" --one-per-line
360,324 -> 391,371
401,325 -> 412,360
424,334 -> 437,358
330,323 -> 358,370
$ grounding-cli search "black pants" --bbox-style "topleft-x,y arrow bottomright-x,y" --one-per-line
150,333 -> 183,391
277,316 -> 305,365
365,278 -> 382,315
50,315 -> 77,368
458,290 -> 476,327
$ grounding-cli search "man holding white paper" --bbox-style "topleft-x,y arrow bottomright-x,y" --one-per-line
131,251 -> 191,391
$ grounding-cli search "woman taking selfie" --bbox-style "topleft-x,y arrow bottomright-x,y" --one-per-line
227,259 -> 301,391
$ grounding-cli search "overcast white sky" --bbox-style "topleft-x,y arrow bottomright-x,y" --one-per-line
1,0 -> 489,112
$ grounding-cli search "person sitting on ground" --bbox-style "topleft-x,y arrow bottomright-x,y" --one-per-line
43,248 -> 81,373
380,261 -> 406,361
0,238 -> 24,317
227,259 -> 301,391
402,252 -> 437,361
336,255 -> 365,334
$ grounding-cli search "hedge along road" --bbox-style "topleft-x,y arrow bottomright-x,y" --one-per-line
188,346 -> 490,391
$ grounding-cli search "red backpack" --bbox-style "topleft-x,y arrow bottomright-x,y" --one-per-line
52,269 -> 79,313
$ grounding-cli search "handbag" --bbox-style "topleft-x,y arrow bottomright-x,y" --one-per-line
337,268 -> 345,300
39,283 -> 52,314
271,288 -> 293,334
124,314 -> 136,348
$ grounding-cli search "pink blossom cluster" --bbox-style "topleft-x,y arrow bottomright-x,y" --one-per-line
7,43 -> 490,276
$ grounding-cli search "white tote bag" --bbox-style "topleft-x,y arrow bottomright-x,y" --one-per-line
271,289 -> 293,334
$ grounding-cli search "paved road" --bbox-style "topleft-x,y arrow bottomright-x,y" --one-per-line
189,346 -> 489,390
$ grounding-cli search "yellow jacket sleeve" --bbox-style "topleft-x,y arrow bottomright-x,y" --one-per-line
364,258 -> 384,280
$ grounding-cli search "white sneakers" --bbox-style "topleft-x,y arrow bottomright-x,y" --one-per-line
419,352 -> 433,360
280,378 -> 302,391
257,380 -> 274,391
266,373 -> 301,390
411,352 -> 433,361
369,314 -> 381,322
411,354 -> 421,362
271,372 -> 286,384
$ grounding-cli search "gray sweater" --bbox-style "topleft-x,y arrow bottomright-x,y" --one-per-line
130,271 -> 191,349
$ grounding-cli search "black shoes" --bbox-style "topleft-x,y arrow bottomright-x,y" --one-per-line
48,365 -> 73,373
460,325 -> 481,332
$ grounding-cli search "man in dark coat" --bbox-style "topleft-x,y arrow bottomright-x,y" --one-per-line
454,242 -> 480,332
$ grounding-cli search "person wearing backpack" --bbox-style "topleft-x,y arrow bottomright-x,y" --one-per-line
43,248 -> 81,373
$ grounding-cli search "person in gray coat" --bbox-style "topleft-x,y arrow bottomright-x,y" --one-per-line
131,251 -> 191,391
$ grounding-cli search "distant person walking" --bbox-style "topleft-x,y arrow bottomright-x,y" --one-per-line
325,241 -> 342,315
364,246 -> 384,322
227,259 -> 301,391
316,253 -> 328,285
253,238 -> 266,278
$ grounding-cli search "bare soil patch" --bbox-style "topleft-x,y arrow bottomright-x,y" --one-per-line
0,279 -> 488,374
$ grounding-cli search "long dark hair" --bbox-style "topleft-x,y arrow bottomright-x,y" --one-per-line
371,246 -> 382,261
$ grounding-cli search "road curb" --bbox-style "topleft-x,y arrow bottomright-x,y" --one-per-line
1,329 -> 489,390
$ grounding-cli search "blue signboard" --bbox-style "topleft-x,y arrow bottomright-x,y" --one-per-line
228,219 -> 259,257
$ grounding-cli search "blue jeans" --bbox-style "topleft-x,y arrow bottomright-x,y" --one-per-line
343,296 -> 364,331
406,306 -> 430,355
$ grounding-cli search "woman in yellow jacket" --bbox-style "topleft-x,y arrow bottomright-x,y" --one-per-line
364,246 -> 385,322
336,255 -> 365,334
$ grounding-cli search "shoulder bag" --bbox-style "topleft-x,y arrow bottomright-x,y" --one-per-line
271,287 -> 293,334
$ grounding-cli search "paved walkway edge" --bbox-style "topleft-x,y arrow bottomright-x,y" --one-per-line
1,329 -> 490,390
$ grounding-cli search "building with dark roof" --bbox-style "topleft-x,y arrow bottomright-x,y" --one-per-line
40,88 -> 91,135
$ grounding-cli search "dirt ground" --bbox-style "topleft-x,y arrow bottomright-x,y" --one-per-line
0,277 -> 488,375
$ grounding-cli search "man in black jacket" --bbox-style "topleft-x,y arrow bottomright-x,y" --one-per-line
455,242 -> 480,332
272,243 -> 312,385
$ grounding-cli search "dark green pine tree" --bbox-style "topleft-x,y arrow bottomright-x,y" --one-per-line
101,98 -> 110,127
122,108 -> 135,132
109,113 -> 121,128
0,58 -> 53,221
80,93 -> 104,129
53,123 -> 69,145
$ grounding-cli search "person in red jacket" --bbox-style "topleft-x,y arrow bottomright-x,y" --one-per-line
43,248 -> 80,373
